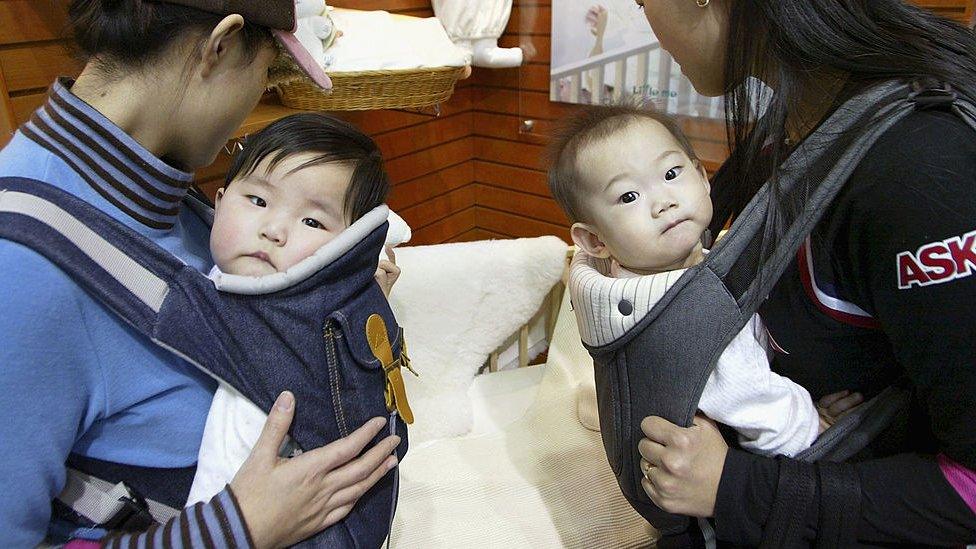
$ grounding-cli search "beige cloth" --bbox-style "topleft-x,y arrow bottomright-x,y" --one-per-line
389,290 -> 657,548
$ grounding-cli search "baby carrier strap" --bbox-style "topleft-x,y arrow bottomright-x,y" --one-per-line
0,178 -> 191,531
584,80 -> 976,541
0,178 -> 176,330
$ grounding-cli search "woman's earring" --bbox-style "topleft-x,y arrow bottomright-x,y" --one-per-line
696,0 -> 710,6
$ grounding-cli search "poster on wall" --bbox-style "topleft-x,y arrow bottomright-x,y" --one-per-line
549,0 -> 723,118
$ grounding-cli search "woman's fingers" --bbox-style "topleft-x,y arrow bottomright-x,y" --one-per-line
640,415 -> 690,448
818,389 -> 851,409
328,435 -> 400,489
825,391 -> 864,417
638,437 -> 666,466
251,391 -> 295,463
385,245 -> 396,264
329,454 -> 398,510
310,417 -> 389,472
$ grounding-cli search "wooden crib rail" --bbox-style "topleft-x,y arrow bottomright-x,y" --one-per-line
485,246 -> 575,373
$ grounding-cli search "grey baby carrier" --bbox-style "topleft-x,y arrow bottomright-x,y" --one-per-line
576,80 -> 976,547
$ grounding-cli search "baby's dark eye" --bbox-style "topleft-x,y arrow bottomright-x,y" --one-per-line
665,166 -> 683,181
303,218 -> 324,229
248,195 -> 266,207
620,191 -> 639,204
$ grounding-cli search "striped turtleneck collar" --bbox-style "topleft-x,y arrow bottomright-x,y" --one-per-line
20,78 -> 195,230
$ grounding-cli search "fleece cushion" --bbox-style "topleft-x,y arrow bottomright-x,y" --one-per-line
388,289 -> 657,547
388,236 -> 567,444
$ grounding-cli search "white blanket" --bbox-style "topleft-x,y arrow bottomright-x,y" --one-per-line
389,290 -> 657,547
388,236 -> 567,444
327,9 -> 470,72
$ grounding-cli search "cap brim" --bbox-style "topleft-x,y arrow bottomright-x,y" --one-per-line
272,30 -> 333,91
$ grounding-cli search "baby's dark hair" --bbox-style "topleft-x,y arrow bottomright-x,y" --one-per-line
547,105 -> 700,223
225,113 -> 390,223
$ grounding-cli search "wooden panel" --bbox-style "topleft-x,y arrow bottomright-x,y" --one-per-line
0,1 -> 68,45
374,111 -> 472,160
914,0 -> 975,23
475,183 -> 568,226
447,228 -> 509,243
473,160 -> 550,197
385,137 -> 474,183
471,111 -> 549,146
10,91 -> 45,124
389,160 -> 473,211
0,64 -> 14,146
400,184 -> 477,230
0,42 -> 80,93
475,207 -> 569,242
411,206 -> 478,244
468,64 -> 551,92
475,136 -> 546,171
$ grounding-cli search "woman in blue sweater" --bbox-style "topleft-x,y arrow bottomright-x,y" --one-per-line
0,1 -> 400,546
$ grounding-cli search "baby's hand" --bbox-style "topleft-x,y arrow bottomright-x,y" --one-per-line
816,389 -> 864,432
586,6 -> 608,37
375,246 -> 401,297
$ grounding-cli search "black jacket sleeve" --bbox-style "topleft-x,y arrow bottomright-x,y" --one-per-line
713,110 -> 976,546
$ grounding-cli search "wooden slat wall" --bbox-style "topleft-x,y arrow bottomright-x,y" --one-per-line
472,0 -> 975,243
2,0 -> 973,242
470,0 -> 731,243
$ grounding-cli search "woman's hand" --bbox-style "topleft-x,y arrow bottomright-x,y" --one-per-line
375,245 -> 401,297
638,414 -> 727,518
231,392 -> 400,548
817,389 -> 864,431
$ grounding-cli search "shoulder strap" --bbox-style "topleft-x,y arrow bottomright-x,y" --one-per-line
0,178 -> 190,531
0,178 -> 181,334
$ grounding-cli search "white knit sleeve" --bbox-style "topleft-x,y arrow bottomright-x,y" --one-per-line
696,316 -> 820,457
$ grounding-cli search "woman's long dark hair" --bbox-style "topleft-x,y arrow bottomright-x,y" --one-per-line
710,0 -> 976,236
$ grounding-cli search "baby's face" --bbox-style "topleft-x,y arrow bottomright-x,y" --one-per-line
211,153 -> 353,276
574,119 -> 712,273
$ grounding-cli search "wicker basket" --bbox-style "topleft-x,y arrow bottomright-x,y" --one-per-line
274,66 -> 466,111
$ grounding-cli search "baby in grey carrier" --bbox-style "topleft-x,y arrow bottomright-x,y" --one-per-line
547,81 -> 973,545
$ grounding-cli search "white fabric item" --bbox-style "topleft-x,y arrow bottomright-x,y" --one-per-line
294,0 -> 333,69
432,0 -> 522,67
432,0 -> 513,40
389,289 -> 657,547
388,236 -> 567,444
188,207 -> 404,505
570,251 -> 820,457
326,9 -> 470,72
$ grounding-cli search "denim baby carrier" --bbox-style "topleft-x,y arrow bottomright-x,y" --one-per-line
0,178 -> 412,548
571,80 -> 976,548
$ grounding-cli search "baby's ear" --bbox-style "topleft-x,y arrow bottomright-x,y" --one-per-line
697,161 -> 710,192
571,222 -> 611,259
214,188 -> 226,208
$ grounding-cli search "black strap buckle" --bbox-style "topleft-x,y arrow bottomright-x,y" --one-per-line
908,81 -> 957,110
102,484 -> 156,532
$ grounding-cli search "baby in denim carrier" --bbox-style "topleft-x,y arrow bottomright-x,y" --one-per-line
550,106 -> 861,457
185,113 -> 412,519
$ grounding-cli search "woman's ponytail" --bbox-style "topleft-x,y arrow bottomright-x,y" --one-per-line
67,0 -> 271,74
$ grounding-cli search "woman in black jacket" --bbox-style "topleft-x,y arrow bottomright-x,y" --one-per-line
633,0 -> 976,546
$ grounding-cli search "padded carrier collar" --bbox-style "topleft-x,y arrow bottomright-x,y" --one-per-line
0,179 -> 406,547
574,80 -> 976,544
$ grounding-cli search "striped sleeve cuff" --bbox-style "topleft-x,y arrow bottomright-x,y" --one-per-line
100,487 -> 254,548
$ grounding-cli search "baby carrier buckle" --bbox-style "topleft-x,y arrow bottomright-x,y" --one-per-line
366,314 -> 415,424
908,80 -> 957,110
